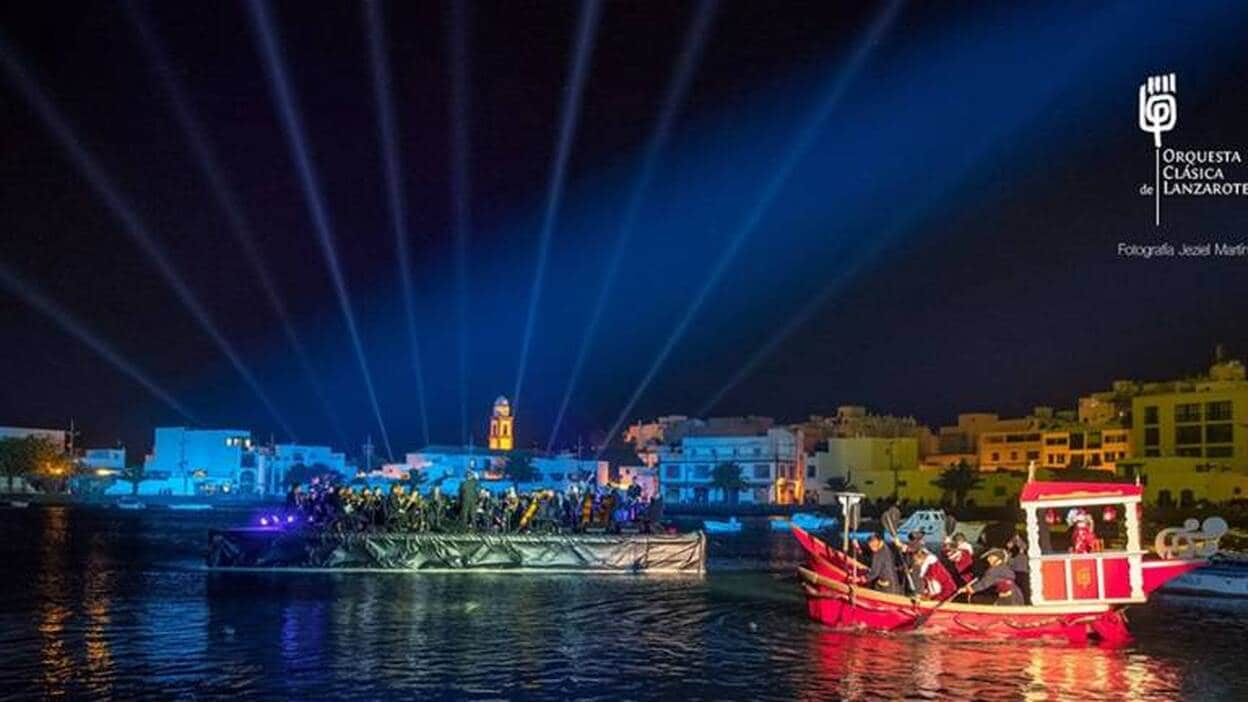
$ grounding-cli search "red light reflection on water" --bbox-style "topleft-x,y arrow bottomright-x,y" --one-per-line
808,629 -> 1182,701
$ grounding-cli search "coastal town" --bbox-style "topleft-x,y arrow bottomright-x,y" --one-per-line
4,351 -> 1246,513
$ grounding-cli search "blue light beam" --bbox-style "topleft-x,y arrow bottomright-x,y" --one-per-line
0,262 -> 200,422
446,0 -> 472,445
246,0 -> 394,459
126,0 -> 347,446
597,0 -> 906,455
364,0 -> 430,447
0,33 -> 297,440
512,0 -> 604,415
547,0 -> 719,451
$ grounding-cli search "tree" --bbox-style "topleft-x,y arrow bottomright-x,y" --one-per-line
120,461 -> 146,495
711,462 -> 746,504
504,453 -> 537,486
0,436 -> 66,492
931,460 -> 984,509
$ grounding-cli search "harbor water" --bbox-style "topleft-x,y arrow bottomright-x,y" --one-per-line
0,506 -> 1245,700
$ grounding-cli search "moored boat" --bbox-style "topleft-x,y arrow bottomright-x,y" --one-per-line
169,502 -> 214,511
703,517 -> 743,534
795,482 -> 1225,643
771,512 -> 837,531
115,496 -> 147,510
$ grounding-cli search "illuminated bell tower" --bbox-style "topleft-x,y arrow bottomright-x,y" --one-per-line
488,395 -> 514,451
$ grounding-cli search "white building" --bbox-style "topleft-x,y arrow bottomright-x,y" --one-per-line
656,427 -> 804,504
133,427 -> 258,496
81,448 -> 125,474
402,445 -> 602,495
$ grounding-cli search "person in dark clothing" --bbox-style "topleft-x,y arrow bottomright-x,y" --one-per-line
1006,534 -> 1031,604
961,548 -> 1024,605
863,534 -> 903,594
459,472 -> 479,530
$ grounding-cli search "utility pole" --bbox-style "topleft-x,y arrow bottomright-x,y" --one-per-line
887,440 -> 898,501
362,435 -> 375,474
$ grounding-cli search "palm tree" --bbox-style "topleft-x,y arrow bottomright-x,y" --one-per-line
711,462 -> 746,504
931,459 -> 984,509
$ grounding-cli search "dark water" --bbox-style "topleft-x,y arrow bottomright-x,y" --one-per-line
1,507 -> 1245,700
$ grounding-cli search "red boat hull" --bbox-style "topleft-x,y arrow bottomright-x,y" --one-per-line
800,568 -> 1130,644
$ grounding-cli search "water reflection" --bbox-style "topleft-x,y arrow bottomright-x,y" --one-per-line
0,508 -> 1244,699
37,507 -> 74,697
807,630 -> 1184,701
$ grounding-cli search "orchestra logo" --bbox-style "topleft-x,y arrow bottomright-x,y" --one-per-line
1138,73 -> 1177,148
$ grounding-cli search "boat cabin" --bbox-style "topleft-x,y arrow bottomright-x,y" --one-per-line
1019,481 -> 1146,606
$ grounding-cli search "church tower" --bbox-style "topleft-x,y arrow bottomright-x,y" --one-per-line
488,395 -> 514,450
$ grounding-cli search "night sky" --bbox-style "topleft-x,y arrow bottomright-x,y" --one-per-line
3,1 -> 1248,458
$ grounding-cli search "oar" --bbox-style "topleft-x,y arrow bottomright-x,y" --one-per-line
912,578 -> 977,630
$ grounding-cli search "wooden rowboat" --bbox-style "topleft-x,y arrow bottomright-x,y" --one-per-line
796,481 -> 1221,643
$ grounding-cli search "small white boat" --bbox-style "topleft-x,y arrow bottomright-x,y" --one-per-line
115,496 -> 147,510
169,503 -> 214,511
703,517 -> 743,534
771,512 -> 837,531
1161,559 -> 1248,598
4,500 -> 30,509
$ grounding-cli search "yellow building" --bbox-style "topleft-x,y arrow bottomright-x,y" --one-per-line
1117,457 -> 1248,506
488,396 -> 514,451
1129,360 -> 1248,468
978,415 -> 1130,473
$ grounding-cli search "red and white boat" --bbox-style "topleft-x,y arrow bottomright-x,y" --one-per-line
795,481 -> 1225,644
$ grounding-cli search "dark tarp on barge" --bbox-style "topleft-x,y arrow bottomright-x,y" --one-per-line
207,528 -> 707,573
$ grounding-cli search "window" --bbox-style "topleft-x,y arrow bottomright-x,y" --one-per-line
687,448 -> 697,457
1206,401 -> 1233,421
991,452 -> 1000,461
693,464 -> 712,480
1056,454 -> 1067,464
1206,446 -> 1234,458
1143,406 -> 1159,424
753,447 -> 762,456
1176,447 -> 1202,457
1176,426 -> 1202,445
1175,403 -> 1201,423
1206,423 -> 1233,444
805,464 -> 815,478
753,464 -> 770,480
1025,450 -> 1040,460
1009,451 -> 1018,461
1144,427 -> 1160,446
1145,448 -> 1160,457
1068,434 -> 1085,450
993,486 -> 1006,497
1045,437 -> 1068,446
664,465 -> 681,480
